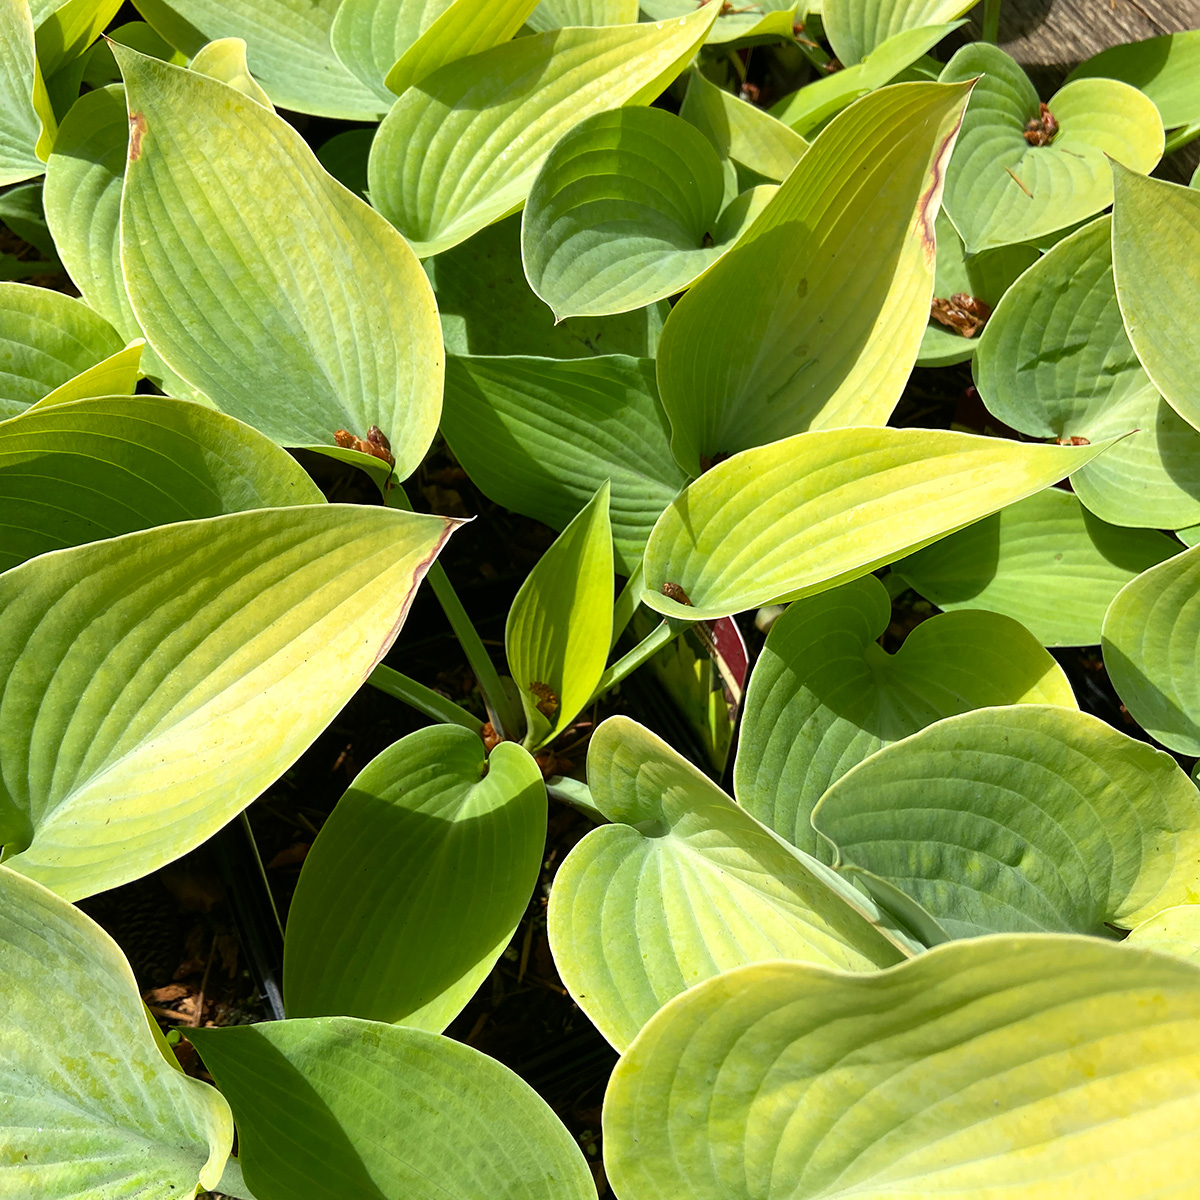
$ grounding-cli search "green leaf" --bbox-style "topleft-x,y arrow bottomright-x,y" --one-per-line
603,936 -> 1200,1200
1111,164 -> 1200,435
522,107 -> 752,320
505,481 -> 613,745
1068,30 -> 1200,129
330,0 -> 450,103
976,213 -> 1200,529
366,5 -> 720,257
153,0 -> 386,118
427,213 -> 667,358
894,487 -> 1178,646
655,80 -> 969,475
917,208 -> 1036,366
0,280 -> 122,419
1127,905 -> 1200,964
526,0 -> 638,31
29,338 -> 143,407
0,504 -> 455,901
189,36 -> 274,106
547,716 -> 906,1049
735,574 -> 1076,858
284,725 -> 545,1031
0,0 -> 45,184
1102,540 -> 1200,756
813,704 -> 1200,939
0,394 -> 323,572
639,0 -> 798,46
189,1017 -> 596,1200
0,178 -> 56,256
680,68 -> 807,183
442,354 -> 687,574
315,126 -> 372,196
115,47 -> 443,472
822,0 -> 972,66
939,43 -> 1164,253
34,0 -> 121,80
0,865 -> 234,1196
641,427 -> 1106,622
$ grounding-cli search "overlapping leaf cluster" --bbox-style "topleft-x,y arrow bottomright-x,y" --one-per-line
2,1 -> 1200,1197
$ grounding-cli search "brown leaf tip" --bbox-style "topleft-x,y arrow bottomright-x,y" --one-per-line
1024,103 -> 1059,147
930,292 -> 992,338
661,582 -> 693,606
128,112 -> 146,161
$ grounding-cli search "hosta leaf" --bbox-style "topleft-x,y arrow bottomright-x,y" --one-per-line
35,0 -> 122,80
1127,905 -> 1200,964
1068,30 -> 1200,129
894,487 -> 1178,646
522,107 -> 749,320
1102,540 -> 1200,756
116,47 -> 442,473
526,0 -> 638,32
284,725 -> 545,1031
735,574 -> 1075,858
442,354 -> 686,574
976,214 -> 1200,529
189,36 -> 273,106
0,0 -> 45,184
505,482 -> 612,745
30,339 -> 143,408
155,0 -> 386,118
190,1017 -> 596,1200
641,427 -> 1105,622
639,0 -> 797,46
603,936 -> 1200,1200
0,866 -> 234,1197
812,704 -> 1200,939
0,394 -> 322,572
0,504 -> 455,900
0,281 -> 122,419
679,68 -> 807,183
822,0 -> 973,66
940,44 -> 1163,253
366,5 -> 720,257
330,0 -> 451,103
1111,165 -> 1200,434
916,208 -> 1036,367
547,716 -> 906,1050
656,80 -> 969,475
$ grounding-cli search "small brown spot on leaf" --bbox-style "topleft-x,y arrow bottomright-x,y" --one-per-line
661,582 -> 692,606
930,292 -> 991,338
128,112 -> 146,161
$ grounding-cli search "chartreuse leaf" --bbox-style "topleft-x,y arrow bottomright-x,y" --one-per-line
366,5 -> 720,257
505,482 -> 612,746
1127,905 -> 1200,964
0,866 -> 234,1197
284,725 -> 545,1031
976,215 -> 1200,529
31,339 -> 143,408
0,394 -> 322,572
1068,31 -> 1200,129
641,427 -> 1105,622
547,717 -> 906,1050
189,36 -> 273,106
894,488 -> 1177,646
0,0 -> 45,184
152,0 -> 385,118
330,0 -> 450,103
603,936 -> 1200,1200
522,107 -> 757,320
822,0 -> 973,66
680,68 -> 807,183
735,575 -> 1075,858
526,0 -> 638,31
0,504 -> 455,901
442,355 -> 686,574
1103,541 -> 1200,756
813,705 -> 1200,939
639,0 -> 797,47
917,209 -> 1036,367
655,81 -> 969,475
34,0 -> 121,80
189,1017 -> 596,1200
0,281 -> 122,419
940,43 -> 1163,253
115,47 -> 442,473
1112,165 -> 1200,434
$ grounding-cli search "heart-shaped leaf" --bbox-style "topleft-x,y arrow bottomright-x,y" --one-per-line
0,504 -> 456,900
822,0 -> 973,66
812,704 -> 1200,939
940,43 -> 1163,252
115,46 -> 443,473
0,0 -> 45,184
366,5 -> 720,257
505,481 -> 613,746
547,716 -> 907,1049
641,427 -> 1106,622
0,865 -> 234,1197
1111,164 -> 1200,434
330,0 -> 450,102
976,213 -> 1200,529
1102,540 -> 1200,756
526,0 -> 637,30
1127,905 -> 1200,964
655,80 -> 969,475
603,936 -> 1200,1200
894,487 -> 1178,646
735,574 -> 1076,858
0,394 -> 322,571
1068,30 -> 1200,129
284,725 -> 545,1031
190,1017 -> 597,1200
442,354 -> 686,574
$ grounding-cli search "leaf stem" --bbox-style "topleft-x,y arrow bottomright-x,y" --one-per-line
544,775 -> 607,823
367,664 -> 483,732
589,618 -> 682,703
980,0 -> 1001,43
1164,121 -> 1200,156
611,560 -> 644,650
